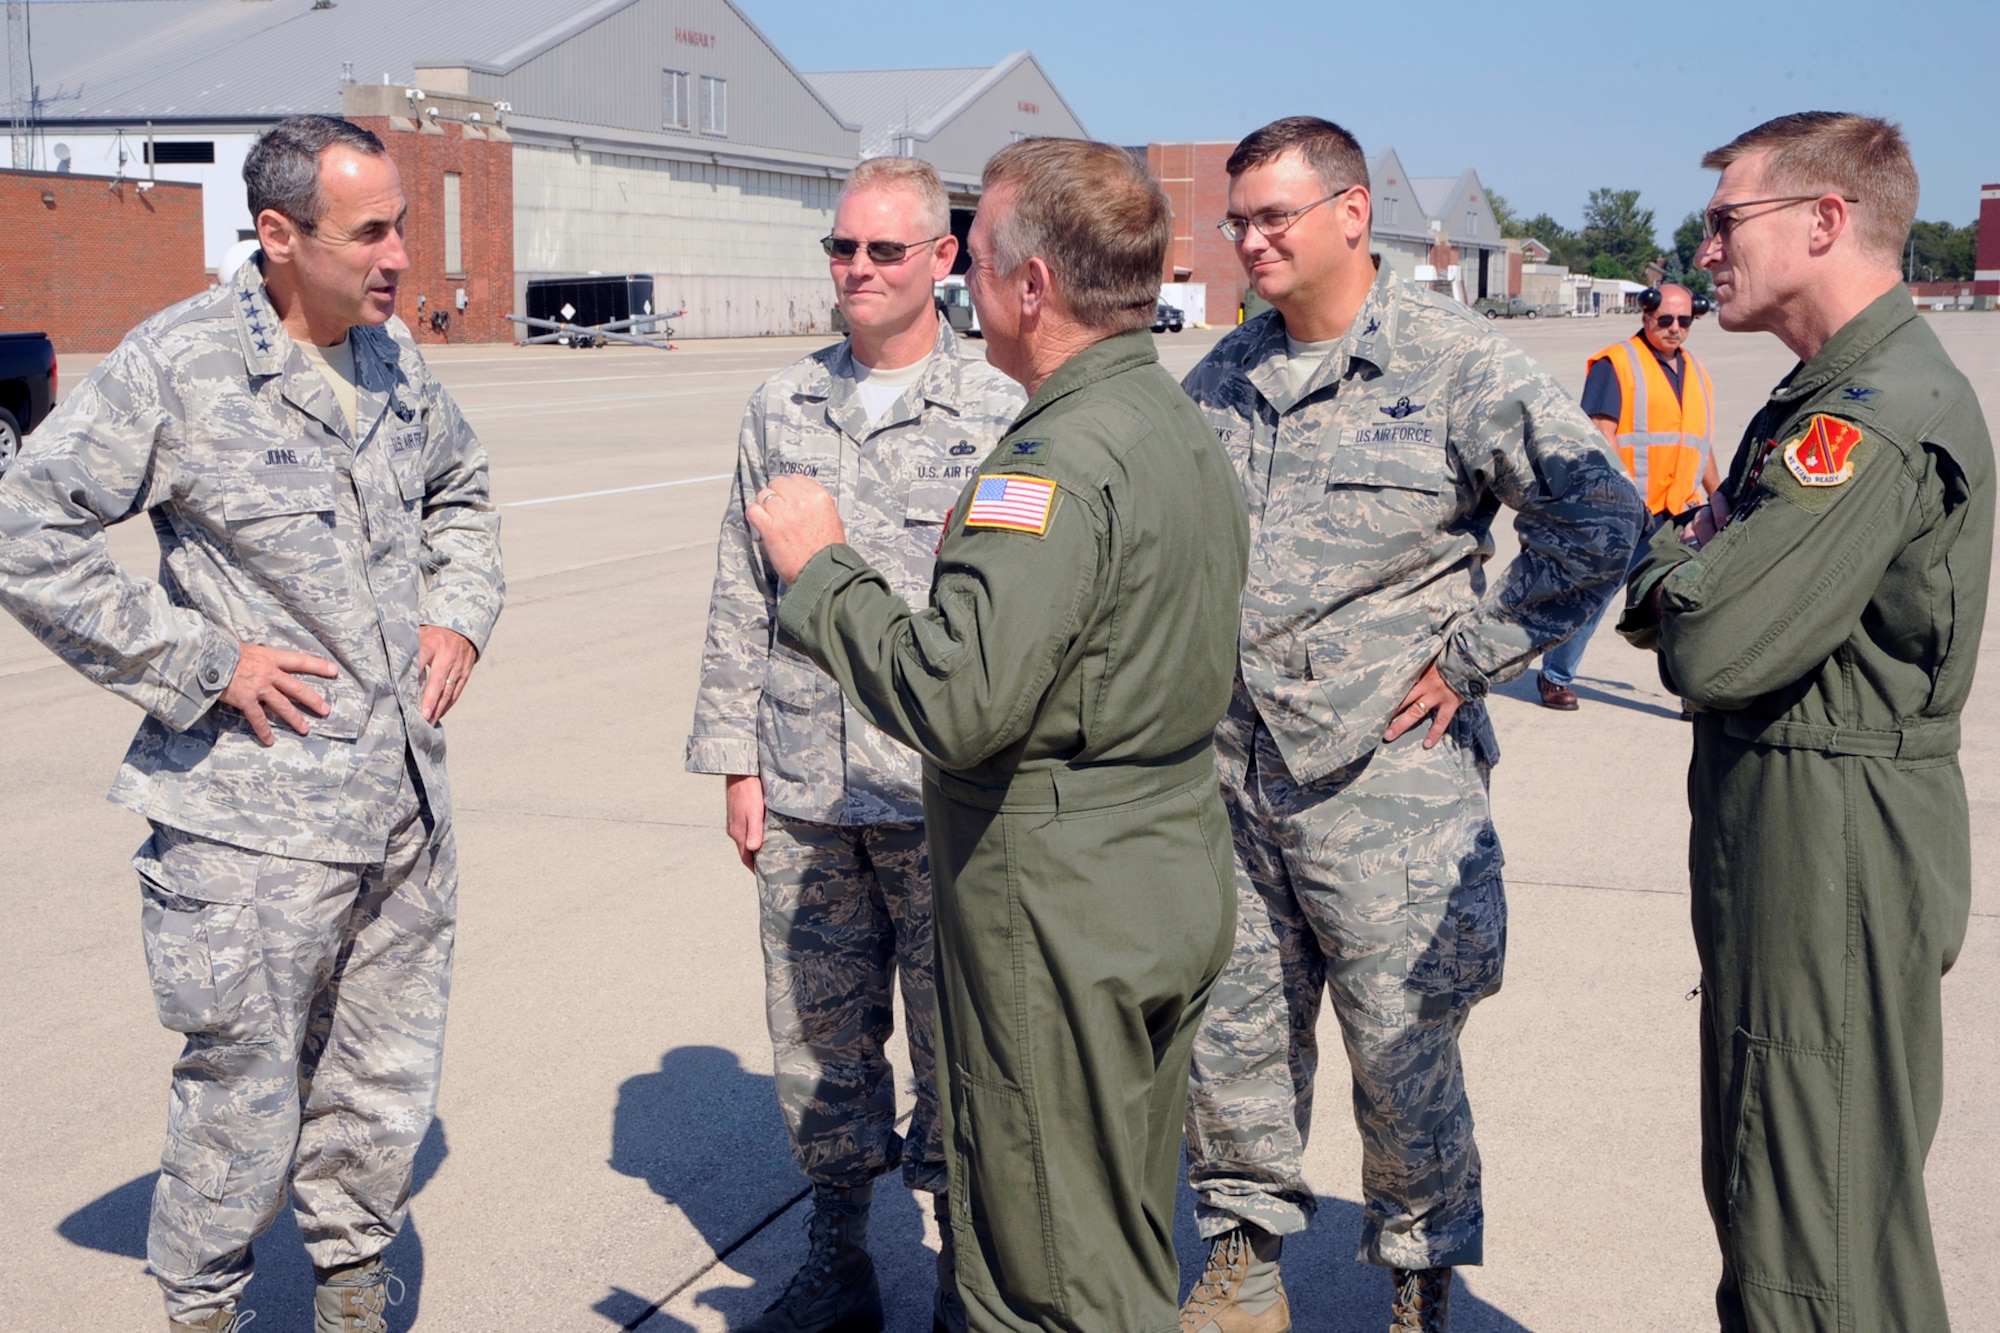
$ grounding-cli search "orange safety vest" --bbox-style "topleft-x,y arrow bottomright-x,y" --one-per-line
1585,333 -> 1715,515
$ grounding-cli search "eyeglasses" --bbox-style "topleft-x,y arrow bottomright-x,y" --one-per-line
821,235 -> 944,264
1217,185 -> 1360,242
1653,313 -> 1694,328
1702,194 -> 1859,242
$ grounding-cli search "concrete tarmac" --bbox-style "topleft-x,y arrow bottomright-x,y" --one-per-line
3,311 -> 1995,1331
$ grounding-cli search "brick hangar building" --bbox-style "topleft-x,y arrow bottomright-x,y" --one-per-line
2,0 -> 1083,349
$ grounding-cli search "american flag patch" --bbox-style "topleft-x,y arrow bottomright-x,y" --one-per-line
963,474 -> 1058,535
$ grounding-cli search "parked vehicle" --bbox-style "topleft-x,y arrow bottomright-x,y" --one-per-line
934,276 -> 979,336
1152,301 -> 1184,334
1474,296 -> 1553,319
0,332 -> 57,475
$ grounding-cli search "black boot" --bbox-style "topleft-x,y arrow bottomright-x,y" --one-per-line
745,1183 -> 884,1333
931,1192 -> 966,1333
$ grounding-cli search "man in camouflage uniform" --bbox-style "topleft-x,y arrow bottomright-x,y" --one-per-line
0,116 -> 503,1332
1174,118 -> 1643,1333
687,156 -> 1022,1333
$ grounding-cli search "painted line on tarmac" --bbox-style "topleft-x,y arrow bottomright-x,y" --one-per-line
502,474 -> 730,507
510,539 -> 710,583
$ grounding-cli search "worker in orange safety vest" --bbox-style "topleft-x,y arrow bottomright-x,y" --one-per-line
1539,282 -> 1720,711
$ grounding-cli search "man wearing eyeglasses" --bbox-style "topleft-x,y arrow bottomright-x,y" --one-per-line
687,155 -> 1022,1333
1537,282 -> 1721,710
1619,112 -> 1992,1333
1175,116 -> 1643,1333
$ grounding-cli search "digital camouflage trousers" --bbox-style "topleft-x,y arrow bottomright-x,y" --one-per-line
756,813 -> 944,1193
1185,699 -> 1507,1270
136,793 -> 453,1322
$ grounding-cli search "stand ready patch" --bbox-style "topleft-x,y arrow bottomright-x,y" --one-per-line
1782,415 -> 1864,487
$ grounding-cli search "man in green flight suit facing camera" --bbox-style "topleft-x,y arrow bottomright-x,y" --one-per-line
745,136 -> 1250,1333
1622,111 -> 1993,1333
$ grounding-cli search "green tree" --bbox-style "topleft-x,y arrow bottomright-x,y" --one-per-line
1584,252 -> 1630,280
1576,188 -> 1657,281
1518,212 -> 1579,266
1904,219 -> 1978,281
1664,211 -> 1715,298
1487,189 -> 1522,238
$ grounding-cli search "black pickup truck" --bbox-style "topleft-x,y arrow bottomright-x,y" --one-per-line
0,332 -> 57,474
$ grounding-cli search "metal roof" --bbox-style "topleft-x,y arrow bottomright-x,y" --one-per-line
1409,175 -> 1461,221
19,0 -> 621,122
16,0 -> 849,127
803,51 -> 1080,160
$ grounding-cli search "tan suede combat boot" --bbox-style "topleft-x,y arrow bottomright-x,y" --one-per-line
314,1257 -> 402,1333
1389,1266 -> 1452,1332
1179,1227 -> 1290,1333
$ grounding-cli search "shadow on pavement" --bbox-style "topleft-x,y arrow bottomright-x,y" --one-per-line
601,1045 -> 934,1331
58,1117 -> 449,1331
1174,1176 -> 1534,1332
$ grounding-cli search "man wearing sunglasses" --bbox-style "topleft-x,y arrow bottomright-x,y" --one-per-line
1174,116 -> 1644,1333
1537,283 -> 1721,710
1620,112 -> 1991,1333
687,155 -> 1022,1333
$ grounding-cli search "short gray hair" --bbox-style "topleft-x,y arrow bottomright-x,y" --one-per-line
840,156 -> 949,238
981,138 -> 1169,333
244,114 -> 386,234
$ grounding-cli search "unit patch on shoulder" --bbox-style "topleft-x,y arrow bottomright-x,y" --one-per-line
963,473 -> 1058,535
1781,414 -> 1865,487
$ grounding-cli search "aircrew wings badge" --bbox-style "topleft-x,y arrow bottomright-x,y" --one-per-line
1781,415 -> 1865,487
963,474 -> 1058,535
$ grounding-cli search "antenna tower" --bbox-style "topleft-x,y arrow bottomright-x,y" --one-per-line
6,0 -> 29,168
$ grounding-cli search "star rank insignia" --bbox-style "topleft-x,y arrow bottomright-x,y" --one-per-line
1781,414 -> 1865,487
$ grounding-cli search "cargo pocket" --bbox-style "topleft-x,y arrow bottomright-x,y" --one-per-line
149,1127 -> 237,1277
134,831 -> 269,1039
1725,1034 -> 1843,1301
948,1067 -> 1063,1318
139,885 -> 265,1037
1405,857 -> 1507,1020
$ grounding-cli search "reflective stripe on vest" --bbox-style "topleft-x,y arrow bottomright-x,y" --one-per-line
1591,334 -> 1714,514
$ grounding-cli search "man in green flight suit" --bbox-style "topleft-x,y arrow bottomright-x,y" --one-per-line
746,137 -> 1250,1333
1621,112 -> 1992,1332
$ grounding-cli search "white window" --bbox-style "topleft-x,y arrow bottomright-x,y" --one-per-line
1384,197 -> 1399,224
700,75 -> 728,135
663,70 -> 691,130
442,172 -> 463,276
1467,210 -> 1479,237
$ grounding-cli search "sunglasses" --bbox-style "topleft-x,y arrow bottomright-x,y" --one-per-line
1701,194 -> 1859,242
821,235 -> 944,264
1653,313 -> 1695,328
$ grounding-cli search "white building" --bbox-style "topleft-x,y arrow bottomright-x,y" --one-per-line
1368,149 -> 1506,303
6,0 -> 1084,337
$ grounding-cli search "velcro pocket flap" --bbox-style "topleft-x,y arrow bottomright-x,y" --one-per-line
1324,450 -> 1444,494
905,481 -> 960,525
223,460 -> 337,520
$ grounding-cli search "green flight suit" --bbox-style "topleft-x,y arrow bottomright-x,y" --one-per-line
777,329 -> 1251,1333
1621,288 -> 1993,1332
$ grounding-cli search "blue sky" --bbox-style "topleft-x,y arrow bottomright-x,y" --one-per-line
761,0 -> 1998,234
